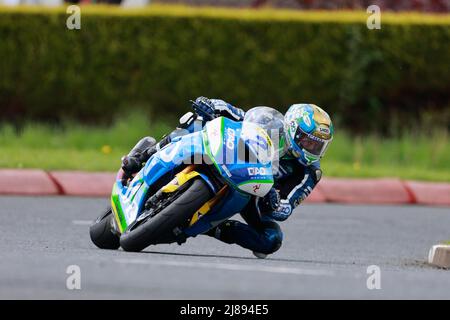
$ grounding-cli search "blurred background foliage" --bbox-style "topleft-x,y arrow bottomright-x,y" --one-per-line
0,5 -> 449,135
0,112 -> 448,181
0,4 -> 449,179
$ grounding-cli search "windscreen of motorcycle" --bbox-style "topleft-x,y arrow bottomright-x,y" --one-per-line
240,107 -> 286,164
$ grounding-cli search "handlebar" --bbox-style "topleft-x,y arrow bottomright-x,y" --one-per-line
190,99 -> 216,122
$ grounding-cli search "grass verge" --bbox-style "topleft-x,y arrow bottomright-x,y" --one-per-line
1,114 -> 448,182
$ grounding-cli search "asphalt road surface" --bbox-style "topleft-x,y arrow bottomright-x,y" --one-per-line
0,196 -> 449,299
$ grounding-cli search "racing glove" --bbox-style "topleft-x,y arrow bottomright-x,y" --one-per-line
258,188 -> 281,216
266,200 -> 293,221
192,96 -> 245,122
191,96 -> 217,121
209,99 -> 245,121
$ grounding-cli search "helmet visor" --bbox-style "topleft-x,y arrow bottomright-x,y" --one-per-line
294,126 -> 329,157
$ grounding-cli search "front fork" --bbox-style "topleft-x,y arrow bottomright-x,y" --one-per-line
157,164 -> 228,227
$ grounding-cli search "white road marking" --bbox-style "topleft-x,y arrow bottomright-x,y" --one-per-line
72,220 -> 93,225
115,258 -> 335,277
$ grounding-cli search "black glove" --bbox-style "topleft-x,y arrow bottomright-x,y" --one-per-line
258,188 -> 281,215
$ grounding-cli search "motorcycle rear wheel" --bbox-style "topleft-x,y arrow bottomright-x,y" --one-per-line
120,178 -> 213,252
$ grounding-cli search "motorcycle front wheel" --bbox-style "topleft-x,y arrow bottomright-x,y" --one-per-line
89,208 -> 120,250
120,178 -> 213,252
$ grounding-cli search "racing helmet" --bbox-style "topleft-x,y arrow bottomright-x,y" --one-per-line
284,104 -> 334,165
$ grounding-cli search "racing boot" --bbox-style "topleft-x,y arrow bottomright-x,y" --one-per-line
205,220 -> 281,258
206,222 -> 266,259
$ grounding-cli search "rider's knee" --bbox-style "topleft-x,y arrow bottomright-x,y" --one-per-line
261,221 -> 283,254
267,231 -> 283,254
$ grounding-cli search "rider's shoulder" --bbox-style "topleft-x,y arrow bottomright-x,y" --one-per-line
308,160 -> 321,170
283,155 -> 321,171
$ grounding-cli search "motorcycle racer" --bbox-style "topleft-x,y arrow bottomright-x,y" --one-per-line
121,97 -> 334,258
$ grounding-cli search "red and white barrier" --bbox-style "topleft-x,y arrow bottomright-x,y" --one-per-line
47,171 -> 115,197
319,178 -> 414,205
404,181 -> 450,206
0,169 -> 60,195
0,170 -> 448,206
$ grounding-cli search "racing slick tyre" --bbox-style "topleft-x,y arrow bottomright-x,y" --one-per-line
120,179 -> 213,252
89,208 -> 120,250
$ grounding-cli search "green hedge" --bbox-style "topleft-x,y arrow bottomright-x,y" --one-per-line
0,5 -> 449,133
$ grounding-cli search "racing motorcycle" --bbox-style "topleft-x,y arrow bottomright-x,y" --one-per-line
89,104 -> 285,252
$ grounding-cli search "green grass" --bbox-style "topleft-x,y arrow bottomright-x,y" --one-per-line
0,114 -> 449,182
322,131 -> 450,181
0,113 -> 172,172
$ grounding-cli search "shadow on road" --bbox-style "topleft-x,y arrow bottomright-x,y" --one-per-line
139,249 -> 366,267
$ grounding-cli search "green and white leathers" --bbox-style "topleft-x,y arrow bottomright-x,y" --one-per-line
284,104 -> 334,166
